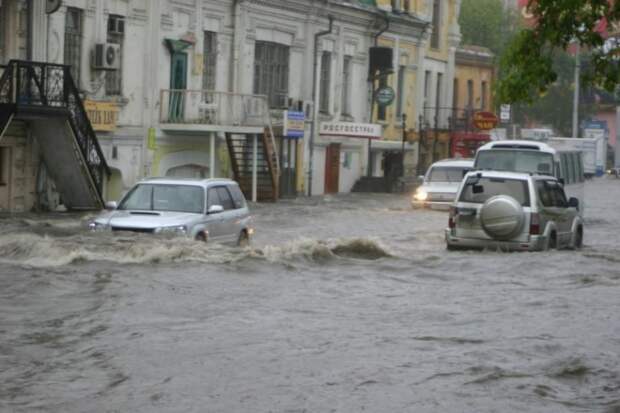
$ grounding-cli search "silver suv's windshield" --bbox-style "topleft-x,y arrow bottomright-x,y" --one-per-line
428,166 -> 470,183
475,150 -> 554,175
118,184 -> 205,214
459,176 -> 530,206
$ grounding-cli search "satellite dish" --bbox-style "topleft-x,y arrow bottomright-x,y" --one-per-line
46,0 -> 62,14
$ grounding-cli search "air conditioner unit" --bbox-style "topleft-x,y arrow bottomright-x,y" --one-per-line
92,43 -> 121,70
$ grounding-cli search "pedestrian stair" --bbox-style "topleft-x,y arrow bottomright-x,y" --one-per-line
0,60 -> 109,210
225,129 -> 279,202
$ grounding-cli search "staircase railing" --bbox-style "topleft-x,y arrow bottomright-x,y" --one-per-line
0,60 -> 110,202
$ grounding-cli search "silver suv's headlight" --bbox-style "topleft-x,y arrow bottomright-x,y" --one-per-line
89,222 -> 110,231
156,225 -> 188,235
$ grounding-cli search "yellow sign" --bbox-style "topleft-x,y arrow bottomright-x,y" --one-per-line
147,127 -> 157,150
84,100 -> 119,132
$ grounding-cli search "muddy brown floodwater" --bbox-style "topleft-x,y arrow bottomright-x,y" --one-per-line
1,178 -> 620,412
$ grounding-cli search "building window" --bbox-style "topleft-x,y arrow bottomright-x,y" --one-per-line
0,147 -> 9,185
0,3 -> 6,64
377,75 -> 387,121
467,79 -> 474,109
319,51 -> 331,114
342,56 -> 352,116
453,78 -> 459,108
423,70 -> 431,122
64,7 -> 83,87
435,73 -> 442,124
203,31 -> 217,91
112,145 -> 118,160
396,65 -> 405,118
481,81 -> 488,110
254,41 -> 289,108
105,15 -> 124,96
431,0 -> 441,49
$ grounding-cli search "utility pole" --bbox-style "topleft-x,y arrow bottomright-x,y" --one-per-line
572,43 -> 581,139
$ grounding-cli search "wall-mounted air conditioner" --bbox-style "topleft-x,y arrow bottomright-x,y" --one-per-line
92,43 -> 121,70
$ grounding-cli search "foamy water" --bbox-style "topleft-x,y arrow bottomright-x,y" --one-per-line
1,180 -> 620,412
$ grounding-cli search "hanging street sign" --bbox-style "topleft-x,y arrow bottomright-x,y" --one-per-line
283,110 -> 305,139
473,111 -> 499,130
500,104 -> 511,122
375,86 -> 395,107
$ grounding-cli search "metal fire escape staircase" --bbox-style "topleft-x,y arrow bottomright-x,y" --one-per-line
0,60 -> 110,210
225,127 -> 279,202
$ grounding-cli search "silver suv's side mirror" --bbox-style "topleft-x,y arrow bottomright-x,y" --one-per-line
568,197 -> 579,209
208,205 -> 224,214
104,201 -> 118,210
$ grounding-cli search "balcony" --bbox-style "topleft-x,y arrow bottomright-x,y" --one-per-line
159,89 -> 272,135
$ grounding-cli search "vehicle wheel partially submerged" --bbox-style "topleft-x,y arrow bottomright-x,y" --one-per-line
479,195 -> 525,240
195,232 -> 207,243
238,230 -> 250,247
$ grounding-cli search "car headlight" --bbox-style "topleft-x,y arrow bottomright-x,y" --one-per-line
89,222 -> 109,231
156,225 -> 188,235
414,189 -> 428,201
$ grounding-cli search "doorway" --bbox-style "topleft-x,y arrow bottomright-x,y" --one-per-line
279,137 -> 298,198
169,52 -> 187,122
324,143 -> 340,194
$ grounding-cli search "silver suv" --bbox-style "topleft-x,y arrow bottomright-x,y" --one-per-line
90,178 -> 253,245
445,171 -> 583,251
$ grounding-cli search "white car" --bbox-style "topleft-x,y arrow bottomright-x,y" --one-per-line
412,158 -> 474,210
90,178 -> 254,245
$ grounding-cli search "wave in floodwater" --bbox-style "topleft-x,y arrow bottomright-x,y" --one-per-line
0,231 -> 393,268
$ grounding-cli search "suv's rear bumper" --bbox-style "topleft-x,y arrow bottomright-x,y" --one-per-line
445,229 -> 547,251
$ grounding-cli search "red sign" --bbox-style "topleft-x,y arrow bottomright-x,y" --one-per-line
473,112 -> 499,130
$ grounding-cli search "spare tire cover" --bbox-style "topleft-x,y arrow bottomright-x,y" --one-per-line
480,195 -> 525,240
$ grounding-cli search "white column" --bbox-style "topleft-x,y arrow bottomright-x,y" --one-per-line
210,133 -> 215,178
252,134 -> 258,202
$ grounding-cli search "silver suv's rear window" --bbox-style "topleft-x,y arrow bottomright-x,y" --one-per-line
459,177 -> 530,206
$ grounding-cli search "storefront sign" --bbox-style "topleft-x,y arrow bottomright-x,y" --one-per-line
473,111 -> 499,130
84,100 -> 119,132
375,86 -> 395,107
283,110 -> 305,138
500,104 -> 511,122
319,122 -> 382,139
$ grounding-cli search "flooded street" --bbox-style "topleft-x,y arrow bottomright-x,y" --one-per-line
1,178 -> 620,412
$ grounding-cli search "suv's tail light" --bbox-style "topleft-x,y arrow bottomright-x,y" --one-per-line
530,212 -> 540,235
449,206 -> 456,229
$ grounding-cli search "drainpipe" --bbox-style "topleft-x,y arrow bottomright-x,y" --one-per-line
307,15 -> 333,197
367,12 -> 390,177
230,0 -> 242,93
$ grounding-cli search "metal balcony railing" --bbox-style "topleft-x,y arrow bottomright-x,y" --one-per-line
159,89 -> 273,128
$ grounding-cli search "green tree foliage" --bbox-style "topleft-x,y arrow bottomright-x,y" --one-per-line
498,0 -> 620,103
459,0 -> 519,55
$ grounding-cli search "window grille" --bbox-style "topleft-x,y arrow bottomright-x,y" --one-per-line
319,51 -> 331,114
203,31 -> 217,91
106,15 -> 124,96
64,7 -> 83,87
341,56 -> 352,116
253,41 -> 290,108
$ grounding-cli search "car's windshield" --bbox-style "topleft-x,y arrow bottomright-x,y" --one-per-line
475,150 -> 555,175
427,166 -> 470,183
459,177 -> 530,206
118,184 -> 205,213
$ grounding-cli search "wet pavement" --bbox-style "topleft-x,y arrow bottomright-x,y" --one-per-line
1,178 -> 619,412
